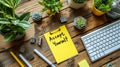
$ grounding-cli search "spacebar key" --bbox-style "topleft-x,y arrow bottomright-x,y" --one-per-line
104,44 -> 120,55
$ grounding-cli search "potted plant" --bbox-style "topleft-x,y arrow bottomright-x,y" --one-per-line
92,0 -> 113,16
73,16 -> 87,30
32,11 -> 42,24
0,0 -> 31,42
107,0 -> 120,19
68,0 -> 86,9
39,0 -> 63,16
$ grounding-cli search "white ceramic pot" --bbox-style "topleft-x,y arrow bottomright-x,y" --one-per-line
68,0 -> 86,9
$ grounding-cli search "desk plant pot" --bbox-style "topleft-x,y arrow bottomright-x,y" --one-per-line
39,0 -> 63,16
107,0 -> 120,19
68,0 -> 86,9
92,0 -> 113,16
73,16 -> 86,30
0,0 -> 31,42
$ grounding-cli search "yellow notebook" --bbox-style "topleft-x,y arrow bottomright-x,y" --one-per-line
44,25 -> 78,63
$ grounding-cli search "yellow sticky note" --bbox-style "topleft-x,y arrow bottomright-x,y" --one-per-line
44,25 -> 78,63
78,59 -> 89,67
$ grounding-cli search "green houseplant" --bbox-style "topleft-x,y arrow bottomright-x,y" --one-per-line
92,0 -> 113,16
68,0 -> 86,9
0,0 -> 31,42
107,0 -> 120,19
73,16 -> 86,30
39,0 -> 63,16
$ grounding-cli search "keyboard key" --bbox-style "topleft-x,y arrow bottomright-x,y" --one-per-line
87,46 -> 93,50
104,44 -> 120,55
90,52 -> 96,57
100,52 -> 104,57
88,50 -> 93,53
94,55 -> 98,60
91,57 -> 95,61
93,48 -> 96,52
97,54 -> 101,58
102,48 -> 105,51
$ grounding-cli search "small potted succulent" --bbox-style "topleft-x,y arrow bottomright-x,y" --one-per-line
32,11 -> 42,24
73,16 -> 87,30
107,0 -> 120,19
68,0 -> 86,9
92,0 -> 113,16
0,0 -> 31,42
39,0 -> 63,16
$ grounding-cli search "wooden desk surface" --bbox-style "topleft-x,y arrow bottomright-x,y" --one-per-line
0,0 -> 120,67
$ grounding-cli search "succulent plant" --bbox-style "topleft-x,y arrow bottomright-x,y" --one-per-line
32,11 -> 42,23
73,16 -> 86,30
94,0 -> 113,12
39,0 -> 63,16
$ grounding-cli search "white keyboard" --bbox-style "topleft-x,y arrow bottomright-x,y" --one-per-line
81,20 -> 120,62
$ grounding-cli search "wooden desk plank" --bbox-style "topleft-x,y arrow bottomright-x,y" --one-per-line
102,57 -> 120,67
16,0 -> 68,18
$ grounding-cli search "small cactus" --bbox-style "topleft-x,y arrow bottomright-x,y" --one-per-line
32,11 -> 42,23
73,16 -> 86,30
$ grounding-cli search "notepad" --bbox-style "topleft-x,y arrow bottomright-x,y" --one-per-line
44,25 -> 78,63
78,59 -> 89,67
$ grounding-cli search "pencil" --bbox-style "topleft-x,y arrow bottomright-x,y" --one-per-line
10,51 -> 25,67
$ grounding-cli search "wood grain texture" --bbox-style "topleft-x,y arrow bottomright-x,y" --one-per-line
0,0 -> 120,67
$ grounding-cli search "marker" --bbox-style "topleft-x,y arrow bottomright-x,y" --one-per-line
19,54 -> 32,67
34,49 -> 56,67
10,51 -> 25,67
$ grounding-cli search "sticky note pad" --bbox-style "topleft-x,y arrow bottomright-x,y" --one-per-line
78,59 -> 89,67
44,25 -> 78,63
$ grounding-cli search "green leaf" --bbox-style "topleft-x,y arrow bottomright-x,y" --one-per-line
0,21 -> 10,24
0,25 -> 5,30
18,21 -> 31,29
0,0 -> 12,8
14,0 -> 21,8
12,20 -> 20,25
4,32 -> 16,42
15,27 -> 25,34
6,14 -> 14,19
0,0 -> 21,8
0,11 -> 3,14
0,18 -> 8,21
15,14 -> 21,18
19,12 -> 30,21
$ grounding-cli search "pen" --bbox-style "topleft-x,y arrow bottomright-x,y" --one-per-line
34,49 -> 56,67
19,54 -> 32,67
10,51 -> 25,67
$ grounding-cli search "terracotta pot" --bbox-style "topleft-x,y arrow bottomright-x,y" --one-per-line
68,0 -> 86,9
92,0 -> 105,16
